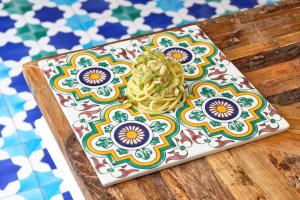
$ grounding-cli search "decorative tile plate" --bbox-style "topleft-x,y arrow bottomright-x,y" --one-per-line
37,25 -> 289,186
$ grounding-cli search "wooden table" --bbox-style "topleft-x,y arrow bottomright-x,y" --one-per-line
23,1 -> 300,199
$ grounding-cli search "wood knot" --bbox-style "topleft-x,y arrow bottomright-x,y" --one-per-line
228,37 -> 240,46
259,4 -> 280,14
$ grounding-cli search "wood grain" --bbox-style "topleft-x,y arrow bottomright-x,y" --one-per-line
23,1 -> 300,199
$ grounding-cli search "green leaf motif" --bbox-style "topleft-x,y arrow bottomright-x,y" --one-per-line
98,62 -> 109,67
81,87 -> 91,92
150,137 -> 160,145
97,86 -> 112,96
62,78 -> 78,87
70,68 -> 79,75
221,92 -> 233,99
112,78 -> 120,84
134,116 -> 146,123
150,121 -> 167,133
210,120 -> 221,127
160,38 -> 173,47
195,99 -> 203,107
117,148 -> 128,155
78,57 -> 93,67
228,121 -> 245,132
179,42 -> 188,47
96,137 -> 113,149
135,148 -> 152,160
192,46 -> 206,54
113,111 -> 128,123
104,124 -> 114,133
112,65 -> 127,74
200,87 -> 215,98
194,58 -> 202,63
238,97 -> 254,107
184,65 -> 196,74
189,110 -> 205,121
241,111 -> 250,119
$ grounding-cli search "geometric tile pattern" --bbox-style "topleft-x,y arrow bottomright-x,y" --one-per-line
0,0 -> 278,198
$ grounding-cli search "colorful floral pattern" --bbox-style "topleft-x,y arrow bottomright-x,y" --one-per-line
83,105 -> 179,169
49,51 -> 131,104
142,32 -> 218,80
38,25 -> 289,186
177,81 -> 266,140
203,97 -> 241,122
77,67 -> 113,87
163,46 -> 194,64
112,122 -> 151,149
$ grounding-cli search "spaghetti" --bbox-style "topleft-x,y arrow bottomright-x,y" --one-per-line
125,51 -> 186,114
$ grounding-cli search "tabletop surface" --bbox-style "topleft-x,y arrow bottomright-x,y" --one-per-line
23,0 -> 300,199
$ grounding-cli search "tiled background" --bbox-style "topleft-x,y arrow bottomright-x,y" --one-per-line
0,0 -> 278,199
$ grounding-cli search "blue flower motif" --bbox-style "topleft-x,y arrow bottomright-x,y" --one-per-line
131,0 -> 151,4
34,7 -> 64,22
41,149 -> 57,169
49,32 -> 80,49
0,42 -> 30,61
188,3 -> 216,18
24,106 -> 42,128
9,73 -> 30,93
156,0 -> 184,11
230,0 -> 258,9
81,0 -> 109,14
97,22 -> 128,39
0,16 -> 15,32
144,13 -> 173,29
0,159 -> 21,190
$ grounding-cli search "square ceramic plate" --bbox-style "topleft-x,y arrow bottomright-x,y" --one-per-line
38,25 -> 289,186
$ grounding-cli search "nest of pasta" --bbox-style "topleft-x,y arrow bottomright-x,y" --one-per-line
125,51 -> 186,114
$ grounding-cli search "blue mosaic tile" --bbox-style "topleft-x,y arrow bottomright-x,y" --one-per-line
156,0 -> 184,11
8,74 -> 30,93
17,188 -> 44,200
35,171 -> 62,187
0,42 -> 30,61
17,173 -> 39,193
49,32 -> 81,49
0,159 -> 21,190
63,191 -> 73,200
51,0 -> 77,6
81,0 -> 109,14
24,138 -> 42,156
41,180 -> 63,200
18,129 -> 41,143
97,22 -> 128,39
230,0 -> 258,9
144,13 -> 173,29
41,149 -> 57,170
83,39 -> 106,49
0,16 -> 15,33
0,124 -> 4,138
34,7 -> 64,23
130,0 -> 151,4
24,106 -> 42,129
188,3 -> 217,18
0,63 -> 10,80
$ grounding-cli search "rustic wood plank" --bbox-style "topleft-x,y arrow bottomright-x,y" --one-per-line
23,1 -> 300,199
244,58 -> 300,97
160,160 -> 235,200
